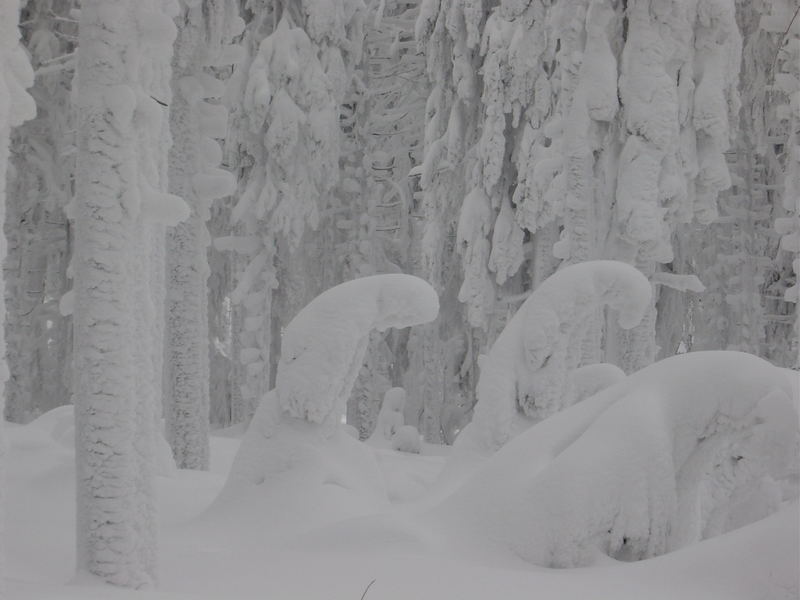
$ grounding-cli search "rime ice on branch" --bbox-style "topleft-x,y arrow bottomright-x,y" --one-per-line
457,261 -> 651,455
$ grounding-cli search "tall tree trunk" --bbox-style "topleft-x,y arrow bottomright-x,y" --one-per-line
72,0 -> 177,586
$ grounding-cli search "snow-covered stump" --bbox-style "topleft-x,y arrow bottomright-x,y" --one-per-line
454,261 -> 651,456
0,0 -> 35,590
437,351 -> 799,568
71,0 -> 181,588
220,275 -> 438,509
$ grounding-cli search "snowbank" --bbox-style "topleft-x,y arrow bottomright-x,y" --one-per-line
437,351 -> 799,567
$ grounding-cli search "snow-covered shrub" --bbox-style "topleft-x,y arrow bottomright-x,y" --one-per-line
222,275 -> 438,496
456,261 -> 651,455
438,351 -> 799,567
391,426 -> 422,454
370,387 -> 407,442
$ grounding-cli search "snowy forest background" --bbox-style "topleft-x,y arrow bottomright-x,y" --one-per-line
0,0 -> 799,596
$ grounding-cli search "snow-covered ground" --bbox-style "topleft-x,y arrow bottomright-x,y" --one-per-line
5,393 -> 798,600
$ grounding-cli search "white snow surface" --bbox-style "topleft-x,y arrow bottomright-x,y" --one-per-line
5,350 -> 799,599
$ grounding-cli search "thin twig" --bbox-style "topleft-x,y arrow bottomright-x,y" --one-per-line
360,579 -> 376,600
768,3 -> 800,83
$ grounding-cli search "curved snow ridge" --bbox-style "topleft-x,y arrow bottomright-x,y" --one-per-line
463,260 -> 652,454
439,351 -> 800,568
277,274 -> 439,428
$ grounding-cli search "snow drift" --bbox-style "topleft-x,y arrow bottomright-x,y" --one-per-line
436,351 -> 799,567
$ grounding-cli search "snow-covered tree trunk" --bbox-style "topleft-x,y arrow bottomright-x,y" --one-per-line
164,0 -> 237,470
72,0 -> 181,587
0,0 -> 36,588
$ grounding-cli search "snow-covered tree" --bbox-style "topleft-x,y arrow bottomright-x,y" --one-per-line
667,1 -> 798,368
339,0 -> 430,440
164,0 -> 240,470
4,0 -> 76,423
71,0 -> 184,587
0,0 -> 36,587
223,275 -> 437,503
221,0 -> 365,424
454,260 -> 651,457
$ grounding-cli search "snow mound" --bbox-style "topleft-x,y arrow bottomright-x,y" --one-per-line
456,260 -> 651,456
392,426 -> 422,454
437,352 -> 799,567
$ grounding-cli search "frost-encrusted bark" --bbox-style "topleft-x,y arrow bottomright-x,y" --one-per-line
456,261 -> 651,455
0,0 -> 35,587
72,0 -> 180,587
165,0 -> 239,470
